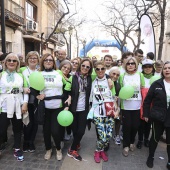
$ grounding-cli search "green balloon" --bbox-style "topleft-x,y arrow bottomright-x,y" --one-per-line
29,72 -> 45,91
57,110 -> 73,127
150,75 -> 160,85
119,85 -> 135,99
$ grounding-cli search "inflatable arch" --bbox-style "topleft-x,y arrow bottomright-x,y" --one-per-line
79,39 -> 128,57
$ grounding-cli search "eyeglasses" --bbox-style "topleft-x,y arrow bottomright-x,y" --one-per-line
62,66 -> 70,70
44,59 -> 54,63
7,59 -> 17,63
127,62 -> 135,66
58,53 -> 65,56
143,65 -> 153,68
72,62 -> 78,65
95,67 -> 105,71
81,64 -> 90,69
112,72 -> 120,77
29,58 -> 38,60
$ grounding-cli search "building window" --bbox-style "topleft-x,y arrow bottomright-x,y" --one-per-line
26,1 -> 37,21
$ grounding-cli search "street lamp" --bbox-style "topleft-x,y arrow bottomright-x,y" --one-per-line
82,39 -> 86,57
68,26 -> 73,59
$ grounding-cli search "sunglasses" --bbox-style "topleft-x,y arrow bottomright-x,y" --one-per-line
95,67 -> 105,71
81,64 -> 90,69
44,59 -> 53,63
72,62 -> 78,65
7,59 -> 17,63
143,65 -> 153,68
127,62 -> 135,66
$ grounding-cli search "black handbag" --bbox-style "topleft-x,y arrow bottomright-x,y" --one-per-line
149,106 -> 167,122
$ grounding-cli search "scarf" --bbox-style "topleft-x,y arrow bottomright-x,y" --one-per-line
143,73 -> 153,79
76,72 -> 87,92
6,69 -> 15,83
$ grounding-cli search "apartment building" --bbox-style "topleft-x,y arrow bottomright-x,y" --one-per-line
0,0 -> 65,58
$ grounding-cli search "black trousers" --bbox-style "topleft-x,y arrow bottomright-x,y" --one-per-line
149,120 -> 170,162
71,110 -> 87,151
43,108 -> 64,150
0,112 -> 23,149
122,109 -> 140,148
23,104 -> 38,143
138,119 -> 151,141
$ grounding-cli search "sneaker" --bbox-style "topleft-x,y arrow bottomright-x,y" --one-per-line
122,147 -> 129,157
44,149 -> 52,160
77,143 -> 81,150
136,141 -> 143,149
94,151 -> 101,163
23,142 -> 29,153
14,149 -> 24,161
29,143 -> 35,153
64,134 -> 71,141
146,156 -> 154,168
56,149 -> 62,161
167,162 -> 170,170
100,151 -> 108,162
144,139 -> 149,147
115,135 -> 121,145
130,144 -> 135,152
67,149 -> 82,161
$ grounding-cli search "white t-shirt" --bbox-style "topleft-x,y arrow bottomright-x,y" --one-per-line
119,66 -> 125,75
154,72 -> 161,77
164,80 -> 170,108
144,77 -> 150,88
76,92 -> 86,111
41,70 -> 63,109
121,73 -> 142,110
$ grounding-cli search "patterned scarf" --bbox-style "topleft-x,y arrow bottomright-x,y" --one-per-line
76,72 -> 87,92
6,69 -> 15,83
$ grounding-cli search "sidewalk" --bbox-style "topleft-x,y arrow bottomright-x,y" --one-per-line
0,124 -> 168,170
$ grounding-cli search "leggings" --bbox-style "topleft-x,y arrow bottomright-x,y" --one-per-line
149,120 -> 170,162
94,117 -> 114,151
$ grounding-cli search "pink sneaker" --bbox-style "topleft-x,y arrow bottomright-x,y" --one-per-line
94,151 -> 101,163
100,151 -> 108,162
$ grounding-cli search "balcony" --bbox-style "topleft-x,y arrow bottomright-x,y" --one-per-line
0,0 -> 24,27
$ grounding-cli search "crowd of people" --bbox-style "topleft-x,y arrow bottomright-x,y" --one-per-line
0,49 -> 170,170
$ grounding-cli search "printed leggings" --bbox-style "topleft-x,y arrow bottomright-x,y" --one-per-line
94,117 -> 114,151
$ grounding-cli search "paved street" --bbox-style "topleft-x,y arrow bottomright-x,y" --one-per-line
0,124 -> 168,170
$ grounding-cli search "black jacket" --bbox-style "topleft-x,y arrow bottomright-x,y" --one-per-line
143,78 -> 170,127
69,74 -> 92,113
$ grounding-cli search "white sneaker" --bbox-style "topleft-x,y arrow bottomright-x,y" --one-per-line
122,147 -> 129,157
130,144 -> 135,152
56,149 -> 62,161
44,149 -> 52,160
115,135 -> 121,145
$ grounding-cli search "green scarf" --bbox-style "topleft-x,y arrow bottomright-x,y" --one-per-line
6,69 -> 16,83
143,73 -> 153,79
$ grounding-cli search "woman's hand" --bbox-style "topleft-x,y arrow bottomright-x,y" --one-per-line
65,96 -> 71,106
64,107 -> 69,111
144,117 -> 149,122
22,103 -> 28,114
108,79 -> 113,89
36,94 -> 45,100
24,88 -> 30,94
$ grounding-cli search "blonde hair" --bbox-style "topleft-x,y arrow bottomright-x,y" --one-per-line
26,51 -> 40,65
3,53 -> 20,72
124,57 -> 138,72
